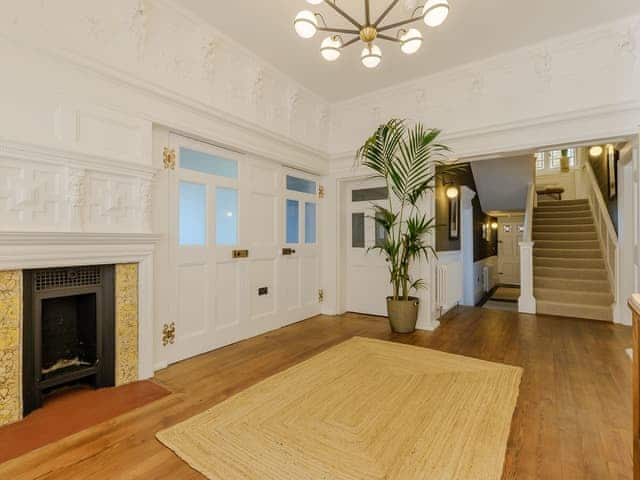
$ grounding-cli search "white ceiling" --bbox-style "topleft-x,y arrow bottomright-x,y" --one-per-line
470,155 -> 534,212
177,0 -> 640,101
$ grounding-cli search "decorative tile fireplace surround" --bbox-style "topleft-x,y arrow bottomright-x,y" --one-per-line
0,235 -> 158,427
0,137 -> 159,426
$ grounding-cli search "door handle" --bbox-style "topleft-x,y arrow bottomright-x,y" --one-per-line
282,248 -> 296,255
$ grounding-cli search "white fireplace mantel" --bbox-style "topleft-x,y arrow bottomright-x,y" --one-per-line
0,230 -> 161,380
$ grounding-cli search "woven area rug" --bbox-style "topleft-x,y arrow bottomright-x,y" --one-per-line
157,337 -> 522,480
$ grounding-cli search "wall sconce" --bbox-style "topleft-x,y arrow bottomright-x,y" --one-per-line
491,222 -> 498,230
446,185 -> 459,199
589,145 -> 603,157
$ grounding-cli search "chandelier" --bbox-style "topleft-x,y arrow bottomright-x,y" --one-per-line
294,0 -> 450,68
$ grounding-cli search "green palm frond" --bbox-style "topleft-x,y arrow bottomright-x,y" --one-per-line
355,119 -> 451,300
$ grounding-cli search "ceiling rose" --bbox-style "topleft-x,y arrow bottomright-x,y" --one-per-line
294,0 -> 450,69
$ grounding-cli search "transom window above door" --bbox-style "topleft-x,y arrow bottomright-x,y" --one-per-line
180,147 -> 238,179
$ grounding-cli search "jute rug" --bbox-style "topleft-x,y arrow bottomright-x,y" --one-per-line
157,337 -> 522,480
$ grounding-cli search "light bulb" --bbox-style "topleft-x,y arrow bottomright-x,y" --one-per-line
307,0 -> 324,4
400,28 -> 423,55
361,44 -> 382,69
446,186 -> 458,199
320,36 -> 342,62
294,10 -> 318,39
589,145 -> 603,157
423,0 -> 449,27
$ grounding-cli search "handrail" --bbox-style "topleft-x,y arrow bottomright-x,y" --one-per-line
518,182 -> 536,314
584,162 -> 618,244
583,161 -> 619,320
522,181 -> 535,243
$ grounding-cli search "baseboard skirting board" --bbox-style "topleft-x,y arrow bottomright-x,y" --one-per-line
153,361 -> 169,373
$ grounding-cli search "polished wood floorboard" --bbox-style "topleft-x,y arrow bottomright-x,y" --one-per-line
0,307 -> 632,479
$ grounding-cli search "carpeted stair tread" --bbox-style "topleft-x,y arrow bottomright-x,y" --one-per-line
534,266 -> 608,280
534,239 -> 600,249
532,198 -> 613,322
536,300 -> 613,322
534,224 -> 596,233
533,232 -> 598,241
534,287 -> 613,306
533,248 -> 602,259
533,217 -> 594,226
534,257 -> 605,269
534,276 -> 610,292
537,199 -> 589,206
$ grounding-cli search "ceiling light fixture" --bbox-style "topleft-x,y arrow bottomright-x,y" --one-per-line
294,0 -> 451,69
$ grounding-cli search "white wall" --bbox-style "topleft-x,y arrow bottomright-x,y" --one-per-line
329,16 -> 640,162
0,0 -> 329,172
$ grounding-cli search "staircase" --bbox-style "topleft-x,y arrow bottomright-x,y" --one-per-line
532,199 -> 613,322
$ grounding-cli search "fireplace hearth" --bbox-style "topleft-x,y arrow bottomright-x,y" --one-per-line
22,266 -> 115,415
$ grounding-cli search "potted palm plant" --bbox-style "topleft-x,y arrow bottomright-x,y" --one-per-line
356,119 -> 450,333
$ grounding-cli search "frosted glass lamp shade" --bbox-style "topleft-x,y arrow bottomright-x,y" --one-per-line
307,0 -> 324,4
423,0 -> 449,27
361,44 -> 382,69
294,10 -> 318,39
321,36 -> 342,61
400,28 -> 423,54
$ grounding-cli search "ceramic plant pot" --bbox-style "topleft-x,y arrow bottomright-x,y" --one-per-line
386,296 -> 419,333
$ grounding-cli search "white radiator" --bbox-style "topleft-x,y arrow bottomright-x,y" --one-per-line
436,261 -> 462,313
483,264 -> 497,292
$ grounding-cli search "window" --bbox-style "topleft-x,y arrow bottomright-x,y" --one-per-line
216,188 -> 238,245
305,202 -> 317,244
180,147 -> 238,179
352,187 -> 388,202
351,213 -> 365,248
535,149 -> 576,170
286,175 -> 316,195
179,181 -> 206,246
374,212 -> 388,247
286,199 -> 299,244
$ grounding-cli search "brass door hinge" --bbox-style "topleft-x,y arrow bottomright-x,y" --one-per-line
232,249 -> 249,258
318,289 -> 324,303
318,185 -> 325,199
162,322 -> 176,346
163,147 -> 176,170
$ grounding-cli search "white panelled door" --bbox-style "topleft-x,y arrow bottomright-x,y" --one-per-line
498,222 -> 523,285
166,135 -> 320,364
345,180 -> 392,316
278,169 -> 321,326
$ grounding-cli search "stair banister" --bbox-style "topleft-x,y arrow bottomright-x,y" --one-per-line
584,161 -> 619,322
518,182 -> 536,313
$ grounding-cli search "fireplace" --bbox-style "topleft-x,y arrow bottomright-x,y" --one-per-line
22,266 -> 115,415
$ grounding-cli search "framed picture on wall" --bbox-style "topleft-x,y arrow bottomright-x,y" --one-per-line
607,146 -> 617,199
448,195 -> 459,240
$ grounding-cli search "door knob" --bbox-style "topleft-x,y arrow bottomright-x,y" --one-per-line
282,248 -> 296,255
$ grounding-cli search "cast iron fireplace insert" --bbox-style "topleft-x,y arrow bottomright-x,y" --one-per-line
22,265 -> 115,415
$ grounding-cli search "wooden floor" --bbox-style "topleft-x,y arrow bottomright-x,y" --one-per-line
0,307 -> 633,479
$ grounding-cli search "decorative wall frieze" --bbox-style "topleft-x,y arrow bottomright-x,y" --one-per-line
0,141 -> 156,233
329,15 -> 640,157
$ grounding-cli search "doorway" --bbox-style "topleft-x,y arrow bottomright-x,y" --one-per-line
497,216 -> 524,285
165,134 -> 321,364
343,178 -> 392,316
